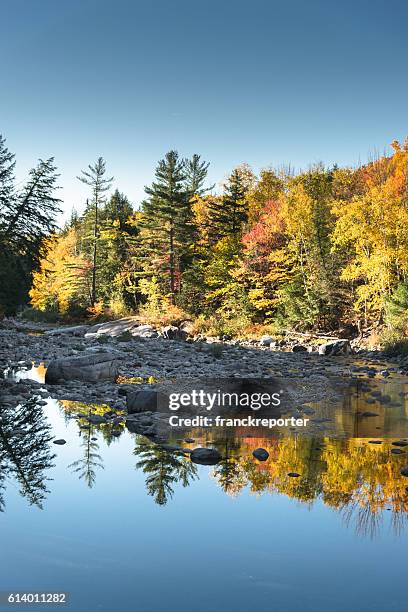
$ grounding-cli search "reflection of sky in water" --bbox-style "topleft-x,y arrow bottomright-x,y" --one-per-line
1,368 -> 408,611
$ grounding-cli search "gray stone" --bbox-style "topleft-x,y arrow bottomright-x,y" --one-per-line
400,467 -> 408,477
87,415 -> 106,424
45,325 -> 89,337
161,325 -> 187,340
190,447 -> 222,465
127,389 -> 159,413
260,335 -> 274,347
292,344 -> 308,353
318,340 -> 352,356
45,352 -> 119,384
288,472 -> 301,477
53,439 -> 66,445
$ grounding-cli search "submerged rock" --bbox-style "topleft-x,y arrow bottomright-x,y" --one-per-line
127,389 -> 160,413
287,472 -> 301,477
45,352 -> 119,384
190,447 -> 222,465
400,467 -> 408,477
252,448 -> 269,461
53,439 -> 66,445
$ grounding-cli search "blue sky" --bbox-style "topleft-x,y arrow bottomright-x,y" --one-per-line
1,0 -> 407,221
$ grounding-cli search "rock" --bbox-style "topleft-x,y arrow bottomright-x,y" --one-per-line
45,325 -> 89,337
85,318 -> 140,338
400,467 -> 408,477
184,437 -> 195,443
252,448 -> 269,461
53,439 -> 66,445
391,448 -> 405,454
260,335 -> 274,347
318,340 -> 352,356
45,352 -> 119,384
392,440 -> 408,447
287,472 -> 301,477
190,447 -> 222,465
368,440 -> 382,444
161,325 -> 187,340
292,344 -> 308,353
359,411 -> 379,418
87,415 -> 106,424
127,389 -> 159,413
131,324 -> 158,338
380,370 -> 390,377
179,320 -> 195,336
160,444 -> 185,453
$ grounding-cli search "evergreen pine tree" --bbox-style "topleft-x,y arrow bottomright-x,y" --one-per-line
0,134 -> 15,224
184,153 -> 213,197
208,168 -> 249,239
3,157 -> 61,252
142,150 -> 190,302
77,157 -> 113,306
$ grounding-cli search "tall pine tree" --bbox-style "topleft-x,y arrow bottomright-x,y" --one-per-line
142,150 -> 190,302
208,168 -> 249,239
77,157 -> 113,306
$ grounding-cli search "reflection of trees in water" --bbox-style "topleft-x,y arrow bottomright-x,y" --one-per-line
196,433 -> 408,537
0,397 -> 55,510
67,406 -> 104,488
63,401 -> 126,488
134,438 -> 198,506
68,423 -> 104,488
211,437 -> 246,496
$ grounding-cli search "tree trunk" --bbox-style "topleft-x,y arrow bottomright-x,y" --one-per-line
91,198 -> 98,306
169,220 -> 175,304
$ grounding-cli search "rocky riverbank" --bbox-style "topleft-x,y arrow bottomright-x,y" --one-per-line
1,316 -> 408,445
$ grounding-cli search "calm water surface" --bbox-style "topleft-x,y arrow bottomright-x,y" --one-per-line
1,366 -> 408,612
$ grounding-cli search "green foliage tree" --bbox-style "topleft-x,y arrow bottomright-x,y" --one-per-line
77,157 -> 114,306
142,150 -> 191,303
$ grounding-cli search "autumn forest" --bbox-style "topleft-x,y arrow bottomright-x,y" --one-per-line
1,135 -> 408,344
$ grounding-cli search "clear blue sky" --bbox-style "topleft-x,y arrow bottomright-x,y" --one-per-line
1,0 -> 407,222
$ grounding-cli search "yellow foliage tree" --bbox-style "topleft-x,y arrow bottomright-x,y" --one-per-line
30,228 -> 91,314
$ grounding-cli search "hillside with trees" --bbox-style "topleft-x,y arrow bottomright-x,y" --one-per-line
1,134 -> 408,347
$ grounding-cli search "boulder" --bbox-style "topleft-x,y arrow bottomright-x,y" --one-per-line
45,352 -> 119,384
260,335 -> 274,346
131,324 -> 158,338
127,389 -> 159,413
45,325 -> 89,337
161,325 -> 187,340
292,344 -> 308,353
318,340 -> 352,356
190,447 -> 222,465
179,320 -> 195,336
